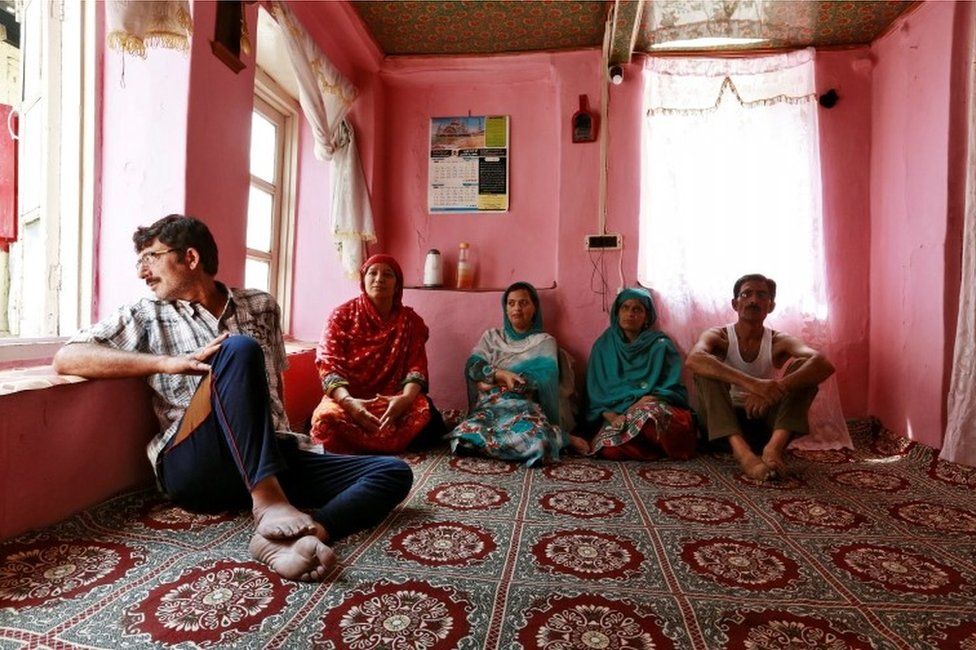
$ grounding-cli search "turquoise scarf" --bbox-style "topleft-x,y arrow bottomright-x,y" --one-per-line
585,288 -> 689,426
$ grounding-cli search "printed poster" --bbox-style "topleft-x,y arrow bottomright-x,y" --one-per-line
428,115 -> 509,213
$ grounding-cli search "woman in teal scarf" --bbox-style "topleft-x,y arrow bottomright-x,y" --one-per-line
447,282 -> 567,466
569,288 -> 696,460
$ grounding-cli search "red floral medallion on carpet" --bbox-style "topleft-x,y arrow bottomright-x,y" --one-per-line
316,579 -> 472,649
125,560 -> 292,647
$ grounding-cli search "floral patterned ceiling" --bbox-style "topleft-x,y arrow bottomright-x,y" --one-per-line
349,0 -> 917,57
350,1 -> 609,56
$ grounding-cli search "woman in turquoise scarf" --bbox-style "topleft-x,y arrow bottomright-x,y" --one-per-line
569,288 -> 696,460
448,282 -> 568,466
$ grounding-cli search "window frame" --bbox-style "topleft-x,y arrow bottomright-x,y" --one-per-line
249,68 -> 298,332
0,0 -> 95,363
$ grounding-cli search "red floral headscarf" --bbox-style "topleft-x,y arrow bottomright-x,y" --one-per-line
360,254 -> 404,308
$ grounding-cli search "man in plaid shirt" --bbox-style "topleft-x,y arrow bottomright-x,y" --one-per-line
54,215 -> 413,582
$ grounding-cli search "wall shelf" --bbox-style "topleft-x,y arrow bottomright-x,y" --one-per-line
403,282 -> 557,293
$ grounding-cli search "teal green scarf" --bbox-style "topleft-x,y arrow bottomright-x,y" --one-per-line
585,288 -> 689,426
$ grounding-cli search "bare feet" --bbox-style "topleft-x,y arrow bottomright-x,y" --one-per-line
568,435 -> 591,455
253,503 -> 316,540
761,429 -> 792,480
737,452 -> 773,482
761,451 -> 789,479
249,533 -> 336,582
729,433 -> 774,482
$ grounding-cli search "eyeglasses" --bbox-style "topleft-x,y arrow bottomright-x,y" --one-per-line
135,248 -> 179,269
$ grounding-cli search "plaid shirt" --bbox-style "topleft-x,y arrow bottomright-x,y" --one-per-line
67,284 -> 289,472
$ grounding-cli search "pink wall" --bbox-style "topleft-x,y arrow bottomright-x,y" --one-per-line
0,352 -> 321,541
815,49 -> 873,416
379,55 -> 561,289
868,1 -> 956,447
0,380 -> 156,539
371,50 -> 623,411
183,1 -> 260,289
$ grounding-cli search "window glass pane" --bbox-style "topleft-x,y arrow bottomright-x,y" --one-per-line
245,257 -> 270,292
250,111 -> 277,183
246,185 -> 273,253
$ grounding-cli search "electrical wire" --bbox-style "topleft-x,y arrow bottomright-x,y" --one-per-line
589,250 -> 611,313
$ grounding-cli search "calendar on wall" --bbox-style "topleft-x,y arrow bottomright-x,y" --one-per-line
428,115 -> 509,213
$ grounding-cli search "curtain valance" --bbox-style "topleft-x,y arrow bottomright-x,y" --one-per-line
645,48 -> 816,114
106,0 -> 192,57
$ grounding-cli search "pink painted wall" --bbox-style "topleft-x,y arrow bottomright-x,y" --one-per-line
815,49 -> 873,416
183,1 -> 260,289
378,56 -> 559,290
290,120 -> 359,341
373,50 -> 619,411
868,1 -> 956,447
0,380 -> 156,539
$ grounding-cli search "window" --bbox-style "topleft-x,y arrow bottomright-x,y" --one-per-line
637,50 -> 852,448
638,50 -> 828,334
0,0 -> 95,345
246,71 -> 297,327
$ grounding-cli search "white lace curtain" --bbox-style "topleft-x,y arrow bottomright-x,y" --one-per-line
940,17 -> 976,468
639,48 -> 851,450
270,1 -> 376,278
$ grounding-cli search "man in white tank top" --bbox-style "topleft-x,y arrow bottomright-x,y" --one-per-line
686,274 -> 835,482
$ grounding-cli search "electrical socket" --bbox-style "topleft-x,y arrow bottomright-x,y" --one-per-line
585,233 -> 622,250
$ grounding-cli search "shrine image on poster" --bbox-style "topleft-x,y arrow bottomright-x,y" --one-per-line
428,115 -> 509,213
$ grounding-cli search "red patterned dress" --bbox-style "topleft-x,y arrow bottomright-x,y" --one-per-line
591,399 -> 696,461
311,294 -> 431,454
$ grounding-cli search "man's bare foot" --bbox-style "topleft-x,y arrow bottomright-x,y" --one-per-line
737,453 -> 773,482
761,451 -> 789,478
253,503 -> 316,540
761,429 -> 792,479
249,533 -> 336,582
568,435 -> 591,455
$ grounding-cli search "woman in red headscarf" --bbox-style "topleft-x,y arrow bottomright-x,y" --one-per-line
310,254 -> 444,453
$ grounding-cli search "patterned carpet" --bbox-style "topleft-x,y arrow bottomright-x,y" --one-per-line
2,421 -> 976,649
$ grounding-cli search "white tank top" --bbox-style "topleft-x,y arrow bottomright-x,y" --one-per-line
724,324 -> 775,405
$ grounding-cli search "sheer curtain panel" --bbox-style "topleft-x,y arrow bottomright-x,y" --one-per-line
639,48 -> 851,450
940,15 -> 976,468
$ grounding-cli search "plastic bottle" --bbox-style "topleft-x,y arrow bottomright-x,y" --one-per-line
423,249 -> 443,287
456,242 -> 474,289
